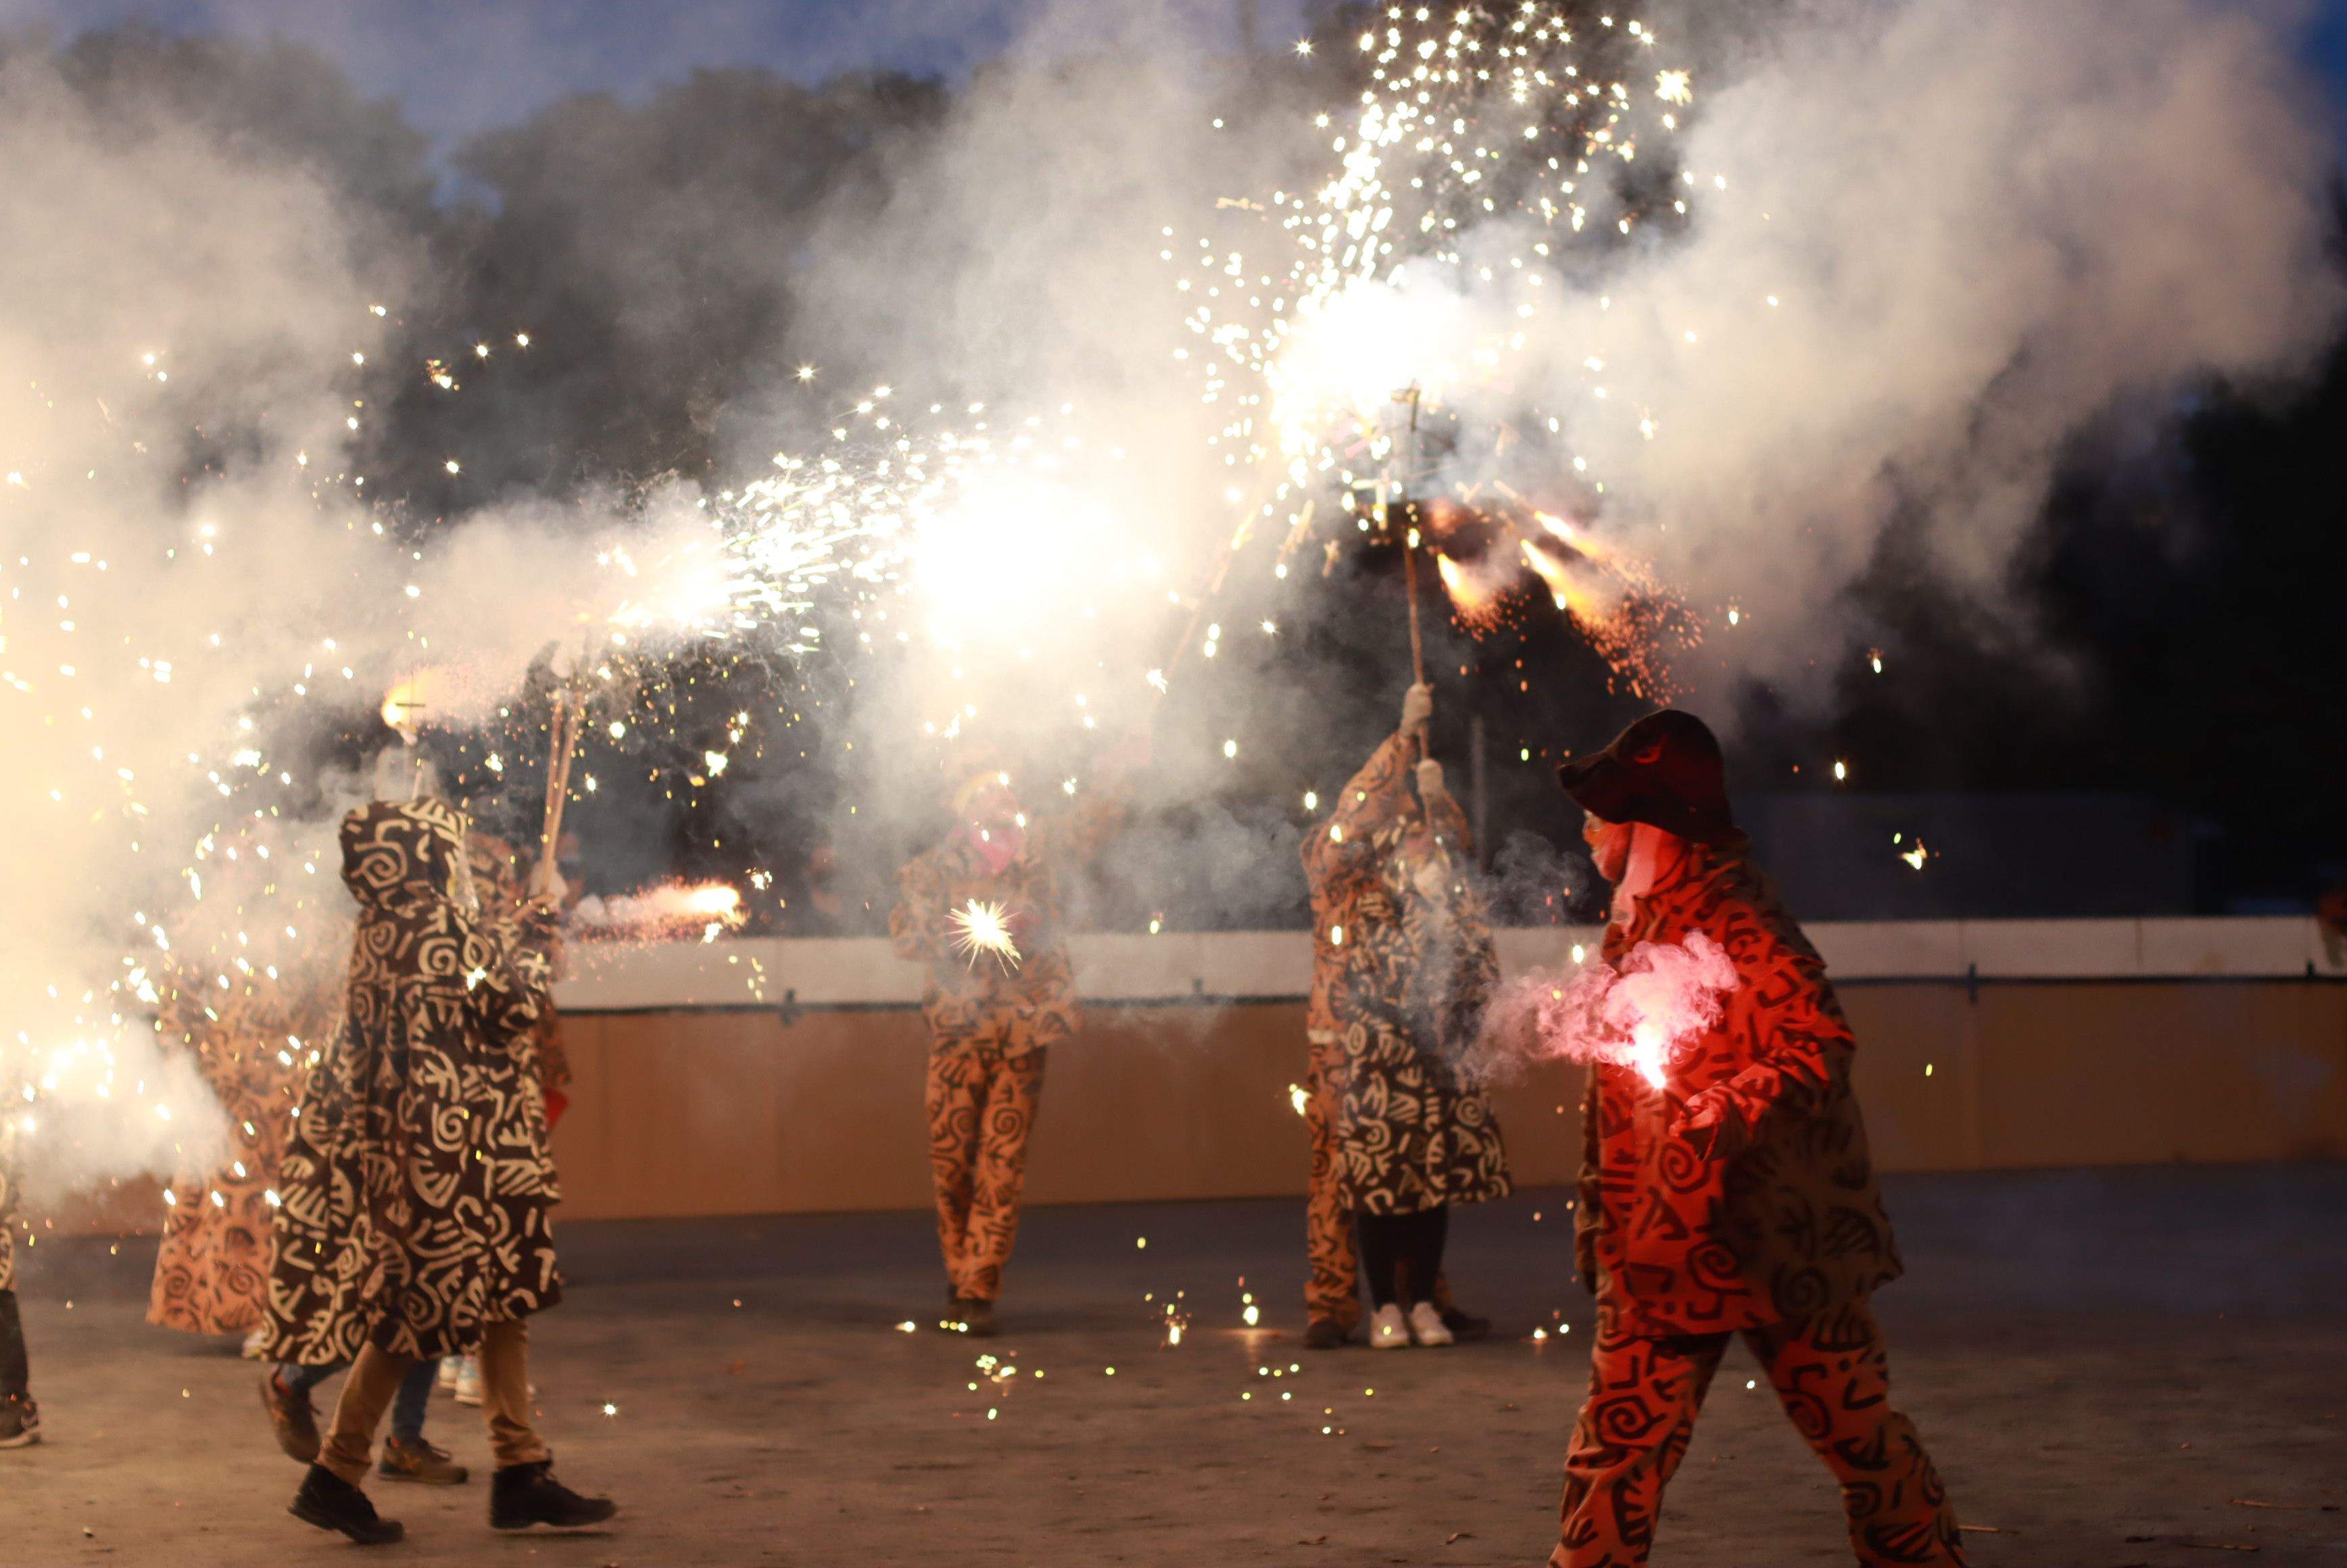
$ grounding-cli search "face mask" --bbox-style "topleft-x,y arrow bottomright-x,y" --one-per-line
970,823 -> 1024,875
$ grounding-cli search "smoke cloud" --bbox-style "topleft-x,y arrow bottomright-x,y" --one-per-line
1474,931 -> 1738,1087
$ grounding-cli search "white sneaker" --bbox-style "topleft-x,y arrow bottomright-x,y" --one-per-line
1368,1303 -> 1411,1350
437,1355 -> 460,1394
239,1327 -> 267,1360
452,1354 -> 483,1407
1407,1302 -> 1454,1347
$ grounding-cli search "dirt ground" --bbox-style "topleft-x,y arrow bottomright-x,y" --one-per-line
7,1165 -> 2344,1567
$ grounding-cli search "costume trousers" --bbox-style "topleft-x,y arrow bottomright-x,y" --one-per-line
925,1029 -> 1046,1304
1303,1031 -> 1361,1331
0,1289 -> 28,1400
319,1319 -> 549,1484
1554,1299 -> 1964,1568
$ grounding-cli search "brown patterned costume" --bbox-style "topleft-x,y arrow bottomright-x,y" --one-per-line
147,972 -> 334,1337
1302,728 -> 1511,1223
891,795 -> 1120,1305
1,1127 -> 29,1421
1555,824 -> 1960,1567
262,801 -> 562,1369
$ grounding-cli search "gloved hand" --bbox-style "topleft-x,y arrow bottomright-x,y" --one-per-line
1670,1085 -> 1746,1162
1416,757 -> 1447,801
1400,682 -> 1433,738
527,856 -> 568,908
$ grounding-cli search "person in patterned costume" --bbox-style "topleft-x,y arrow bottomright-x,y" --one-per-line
0,1125 -> 37,1448
1550,710 -> 1962,1567
1302,683 -> 1511,1351
149,970 -> 333,1342
262,799 -> 613,1544
890,745 -> 1133,1337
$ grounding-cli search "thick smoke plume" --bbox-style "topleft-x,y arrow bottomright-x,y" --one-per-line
0,54 -> 718,1203
1474,933 -> 1737,1087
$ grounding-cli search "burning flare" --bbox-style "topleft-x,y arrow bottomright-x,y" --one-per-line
950,899 -> 1021,971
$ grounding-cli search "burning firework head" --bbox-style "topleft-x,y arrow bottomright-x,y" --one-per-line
573,881 -> 746,939
1478,933 -> 1737,1090
948,899 -> 1023,971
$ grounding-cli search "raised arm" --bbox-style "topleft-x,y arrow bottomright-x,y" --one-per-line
1303,684 -> 1432,892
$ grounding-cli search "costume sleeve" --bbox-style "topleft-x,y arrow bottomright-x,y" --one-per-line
1301,728 -> 1417,898
1572,1068 -> 1606,1290
1422,779 -> 1472,859
462,903 -> 556,1050
1702,941 -> 1851,1134
889,852 -> 948,966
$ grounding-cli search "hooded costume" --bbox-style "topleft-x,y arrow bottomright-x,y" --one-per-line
262,800 -> 561,1369
1302,727 -> 1511,1224
1548,712 -> 1961,1568
0,1123 -> 31,1440
148,972 -> 333,1337
890,768 -> 1125,1310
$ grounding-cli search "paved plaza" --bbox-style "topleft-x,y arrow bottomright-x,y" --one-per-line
6,1167 -> 2343,1565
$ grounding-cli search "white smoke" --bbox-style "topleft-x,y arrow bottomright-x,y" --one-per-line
0,55 -> 723,1204
1476,931 -> 1739,1087
1424,0 -> 2342,685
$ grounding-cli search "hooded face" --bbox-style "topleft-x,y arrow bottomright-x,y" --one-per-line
1583,812 -> 1635,883
340,799 -> 468,914
953,775 -> 1027,873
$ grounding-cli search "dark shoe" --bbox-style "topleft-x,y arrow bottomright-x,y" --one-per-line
1438,1307 -> 1491,1343
1302,1319 -> 1351,1351
0,1396 -> 39,1448
957,1298 -> 998,1338
491,1459 -> 617,1531
380,1434 -> 469,1486
289,1464 -> 404,1544
260,1370 -> 320,1463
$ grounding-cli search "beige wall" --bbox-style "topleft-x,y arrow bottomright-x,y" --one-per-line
544,981 -> 2347,1221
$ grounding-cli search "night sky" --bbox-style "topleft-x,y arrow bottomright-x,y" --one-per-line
10,0 -> 2339,153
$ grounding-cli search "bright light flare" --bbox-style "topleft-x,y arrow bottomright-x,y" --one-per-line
950,899 -> 1021,970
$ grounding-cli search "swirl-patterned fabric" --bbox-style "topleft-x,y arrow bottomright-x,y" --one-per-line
1576,833 -> 1902,1337
1303,729 -> 1511,1219
1553,1300 -> 1964,1565
148,971 -> 337,1336
262,801 -> 562,1366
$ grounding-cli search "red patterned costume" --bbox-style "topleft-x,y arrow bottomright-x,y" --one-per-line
1553,712 -> 1962,1567
891,768 -> 1123,1315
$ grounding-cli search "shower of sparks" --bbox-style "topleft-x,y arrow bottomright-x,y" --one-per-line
950,899 -> 1021,970
1161,1 -> 1711,697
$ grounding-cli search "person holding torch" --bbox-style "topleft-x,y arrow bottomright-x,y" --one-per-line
1548,710 -> 1962,1567
263,798 -> 614,1544
1301,681 -> 1511,1350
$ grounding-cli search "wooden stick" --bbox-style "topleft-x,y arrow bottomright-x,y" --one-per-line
1403,535 -> 1427,688
539,689 -> 576,868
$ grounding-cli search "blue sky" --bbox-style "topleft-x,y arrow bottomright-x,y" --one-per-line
4,0 -> 2342,151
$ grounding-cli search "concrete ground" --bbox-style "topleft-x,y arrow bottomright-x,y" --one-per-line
7,1165 -> 2344,1567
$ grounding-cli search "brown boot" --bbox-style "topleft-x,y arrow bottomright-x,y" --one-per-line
260,1369 -> 320,1464
379,1434 -> 469,1486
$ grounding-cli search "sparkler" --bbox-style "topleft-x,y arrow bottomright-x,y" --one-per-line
948,899 -> 1021,971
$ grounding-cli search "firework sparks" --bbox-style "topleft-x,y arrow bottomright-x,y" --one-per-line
949,899 -> 1021,970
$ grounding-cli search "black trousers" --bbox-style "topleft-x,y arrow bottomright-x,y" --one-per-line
1355,1206 -> 1448,1308
0,1288 -> 29,1400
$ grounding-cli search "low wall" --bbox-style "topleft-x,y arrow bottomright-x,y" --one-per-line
541,918 -> 2347,1221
